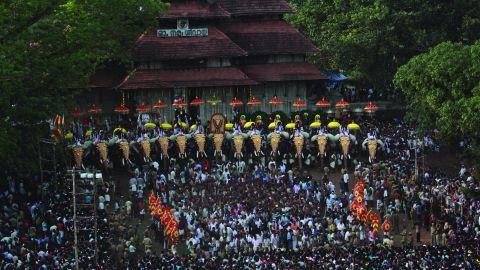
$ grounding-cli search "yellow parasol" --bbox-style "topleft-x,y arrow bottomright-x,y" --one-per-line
268,122 -> 276,129
160,123 -> 172,129
347,123 -> 361,130
244,121 -> 254,128
144,122 -> 156,129
114,127 -> 127,134
190,124 -> 197,131
327,121 -> 341,129
225,123 -> 234,130
310,122 -> 321,128
179,122 -> 187,128
85,130 -> 93,136
64,132 -> 73,139
285,123 -> 295,129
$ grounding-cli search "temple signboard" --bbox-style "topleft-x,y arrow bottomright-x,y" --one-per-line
157,19 -> 208,37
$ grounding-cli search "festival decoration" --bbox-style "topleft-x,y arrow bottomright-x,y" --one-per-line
113,104 -> 130,114
347,122 -> 360,130
207,94 -> 222,106
251,134 -> 263,156
136,104 -> 150,113
244,121 -> 254,128
144,123 -> 156,129
88,104 -> 102,114
148,193 -> 179,244
285,123 -> 295,129
292,99 -> 307,108
364,102 -> 379,113
315,98 -> 331,108
268,122 -> 276,129
310,122 -> 321,128
172,99 -> 187,107
70,108 -> 83,117
229,97 -> 243,106
269,96 -> 283,105
190,97 -> 204,106
335,99 -> 350,108
153,100 -> 167,109
160,123 -> 172,129
194,133 -> 207,158
225,123 -> 234,130
247,97 -> 261,106
382,220 -> 391,233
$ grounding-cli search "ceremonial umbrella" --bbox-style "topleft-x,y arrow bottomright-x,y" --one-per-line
293,99 -> 307,108
189,97 -> 204,106
70,108 -> 83,117
136,104 -> 150,113
269,96 -> 283,105
247,97 -> 261,106
364,102 -> 379,113
113,104 -> 130,114
315,98 -> 331,108
88,104 -> 102,114
152,100 -> 167,109
229,97 -> 243,106
172,99 -> 187,107
335,99 -> 350,108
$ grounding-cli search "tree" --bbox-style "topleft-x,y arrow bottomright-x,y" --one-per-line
286,0 -> 480,91
394,41 -> 480,160
0,0 -> 167,174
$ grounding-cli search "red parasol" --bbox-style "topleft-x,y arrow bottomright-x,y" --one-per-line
335,99 -> 350,108
70,108 -> 83,117
229,97 -> 243,106
113,104 -> 130,114
292,99 -> 307,107
153,100 -> 167,109
87,104 -> 102,114
189,97 -> 204,106
136,104 -> 150,113
364,102 -> 379,112
269,96 -> 283,105
247,97 -> 261,106
315,98 -> 331,108
172,99 -> 187,107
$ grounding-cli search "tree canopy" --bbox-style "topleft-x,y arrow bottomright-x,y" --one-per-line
394,41 -> 480,159
0,0 -> 167,174
286,0 -> 480,91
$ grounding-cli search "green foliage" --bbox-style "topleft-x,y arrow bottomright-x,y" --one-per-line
286,0 -> 480,90
0,0 -> 167,174
394,41 -> 480,160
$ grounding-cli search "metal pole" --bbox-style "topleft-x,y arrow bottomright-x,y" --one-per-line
93,170 -> 99,266
72,170 -> 79,270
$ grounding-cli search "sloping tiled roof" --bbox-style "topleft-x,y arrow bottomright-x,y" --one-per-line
219,20 -> 320,55
160,0 -> 230,19
134,26 -> 246,61
118,67 -> 258,89
242,63 -> 328,82
216,0 -> 293,16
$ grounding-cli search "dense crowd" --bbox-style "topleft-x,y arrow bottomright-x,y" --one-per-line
2,117 -> 480,269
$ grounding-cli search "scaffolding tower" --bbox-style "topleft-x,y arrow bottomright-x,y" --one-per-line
38,138 -> 57,183
67,169 -> 103,269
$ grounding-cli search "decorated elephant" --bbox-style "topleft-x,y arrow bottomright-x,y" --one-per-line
333,132 -> 357,159
362,138 -> 385,163
194,133 -> 207,158
247,131 -> 264,156
209,113 -> 226,157
156,135 -> 171,159
267,131 -> 289,156
170,133 -> 191,158
226,132 -> 248,159
311,132 -> 336,157
291,131 -> 310,158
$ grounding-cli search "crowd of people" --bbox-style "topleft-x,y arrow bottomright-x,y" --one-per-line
2,114 -> 480,269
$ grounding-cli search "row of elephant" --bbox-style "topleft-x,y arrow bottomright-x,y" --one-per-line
69,131 -> 385,168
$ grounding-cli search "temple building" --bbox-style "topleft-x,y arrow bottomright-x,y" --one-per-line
85,0 -> 327,121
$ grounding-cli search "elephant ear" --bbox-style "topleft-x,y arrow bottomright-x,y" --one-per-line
169,135 -> 176,141
280,131 -> 289,139
185,134 -> 192,140
225,132 -> 232,140
242,133 -> 249,139
107,137 -> 118,146
149,138 -> 157,143
362,139 -> 368,150
350,135 -> 357,144
83,141 -> 92,149
377,140 -> 385,149
301,132 -> 309,139
332,134 -> 340,141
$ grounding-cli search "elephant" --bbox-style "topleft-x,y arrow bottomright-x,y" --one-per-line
170,134 -> 192,158
267,131 -> 289,156
333,133 -> 357,159
226,132 -> 248,159
208,133 -> 225,157
290,131 -> 310,158
191,133 -> 207,158
311,133 -> 336,157
156,136 -> 171,159
362,138 -> 385,163
247,131 -> 263,156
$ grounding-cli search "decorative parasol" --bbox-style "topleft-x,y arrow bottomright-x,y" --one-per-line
229,97 -> 243,106
247,97 -> 261,106
269,96 -> 283,105
310,122 -> 321,128
88,104 -> 102,114
244,121 -> 254,128
347,123 -> 361,130
207,95 -> 222,106
335,99 -> 350,108
285,123 -> 296,129
113,104 -> 130,114
172,99 -> 187,107
315,98 -> 331,108
189,97 -> 204,106
114,127 -> 127,134
225,123 -> 234,130
190,124 -> 197,131
144,122 -> 156,129
293,99 -> 307,108
160,123 -> 172,129
364,102 -> 379,113
327,121 -> 341,128
136,104 -> 150,113
70,108 -> 83,117
268,122 -> 276,129
152,100 -> 167,109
